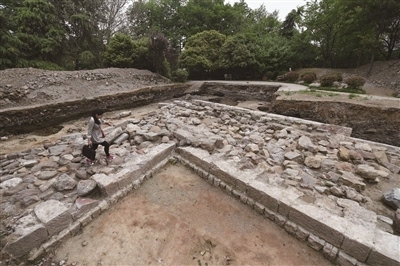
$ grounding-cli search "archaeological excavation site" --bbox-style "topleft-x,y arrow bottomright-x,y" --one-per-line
0,69 -> 399,265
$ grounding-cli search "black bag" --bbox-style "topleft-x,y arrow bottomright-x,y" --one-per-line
82,145 -> 96,160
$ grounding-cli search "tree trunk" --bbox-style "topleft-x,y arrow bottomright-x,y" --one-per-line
367,51 -> 375,77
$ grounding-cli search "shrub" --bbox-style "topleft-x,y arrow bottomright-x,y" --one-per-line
301,72 -> 317,83
327,72 -> 343,82
345,76 -> 366,89
320,74 -> 337,87
78,51 -> 96,69
171,69 -> 189,83
285,71 -> 299,82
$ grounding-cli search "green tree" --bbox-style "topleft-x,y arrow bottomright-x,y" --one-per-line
179,30 -> 226,79
0,1 -> 23,69
218,33 -> 260,79
303,0 -> 342,67
103,33 -> 135,67
14,0 -> 64,66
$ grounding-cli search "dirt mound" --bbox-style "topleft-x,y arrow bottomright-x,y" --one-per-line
0,68 -> 170,109
298,60 -> 400,97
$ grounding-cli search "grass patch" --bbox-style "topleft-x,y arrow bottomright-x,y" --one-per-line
348,93 -> 358,99
309,86 -> 366,94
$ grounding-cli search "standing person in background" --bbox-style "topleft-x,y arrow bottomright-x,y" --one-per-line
87,108 -> 114,165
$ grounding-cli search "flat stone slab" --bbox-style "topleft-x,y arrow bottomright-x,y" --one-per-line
4,214 -> 48,258
34,200 -> 72,236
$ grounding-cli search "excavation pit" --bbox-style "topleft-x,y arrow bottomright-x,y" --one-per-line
1,99 -> 399,265
51,163 -> 332,265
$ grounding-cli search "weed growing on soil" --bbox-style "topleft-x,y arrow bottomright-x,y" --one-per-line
310,86 -> 366,95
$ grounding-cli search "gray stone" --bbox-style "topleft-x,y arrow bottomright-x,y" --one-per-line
70,197 -> 99,220
0,177 -> 23,189
53,173 -> 77,191
4,214 -> 48,258
304,156 -> 322,169
76,169 -> 88,180
337,251 -> 358,266
38,170 -> 58,180
322,242 -> 338,261
34,200 -> 72,236
92,173 -> 119,196
48,145 -> 68,156
382,188 -> 400,210
356,164 -> 389,180
77,180 -> 97,196
113,133 -> 130,145
298,136 -> 316,152
339,171 -> 366,192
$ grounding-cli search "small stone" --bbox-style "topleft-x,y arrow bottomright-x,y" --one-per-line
382,188 -> 400,210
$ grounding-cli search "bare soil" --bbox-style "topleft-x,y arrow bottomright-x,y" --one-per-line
49,164 -> 332,266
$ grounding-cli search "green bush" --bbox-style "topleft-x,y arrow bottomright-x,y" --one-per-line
285,71 -> 299,82
301,72 -> 317,83
172,69 -> 189,83
17,60 -> 64,70
78,51 -> 96,69
327,71 -> 343,82
345,76 -> 366,90
320,74 -> 337,87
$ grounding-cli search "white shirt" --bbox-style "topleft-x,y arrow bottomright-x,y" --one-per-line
87,117 -> 105,144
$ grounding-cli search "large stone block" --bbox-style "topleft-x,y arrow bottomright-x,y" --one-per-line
4,214 -> 48,258
70,197 -> 99,220
114,166 -> 141,189
34,200 -> 72,236
341,236 -> 371,262
140,143 -> 176,173
288,204 -> 345,247
366,230 -> 400,266
176,147 -> 212,171
92,173 -> 119,196
247,180 -> 279,212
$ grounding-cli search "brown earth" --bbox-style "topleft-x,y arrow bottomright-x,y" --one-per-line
48,164 -> 332,266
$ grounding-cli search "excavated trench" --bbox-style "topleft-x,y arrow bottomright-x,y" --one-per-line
194,82 -> 400,147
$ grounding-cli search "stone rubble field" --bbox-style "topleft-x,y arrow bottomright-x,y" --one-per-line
0,99 -> 399,265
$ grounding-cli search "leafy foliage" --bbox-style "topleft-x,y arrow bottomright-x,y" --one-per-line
345,76 -> 366,89
0,0 -> 399,76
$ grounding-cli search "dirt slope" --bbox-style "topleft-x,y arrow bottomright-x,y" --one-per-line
0,68 -> 170,110
297,59 -> 400,97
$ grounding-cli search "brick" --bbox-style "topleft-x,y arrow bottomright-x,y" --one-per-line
246,198 -> 255,208
308,235 -> 325,251
323,242 -> 339,262
295,226 -> 310,242
274,213 -> 286,227
284,221 -> 298,236
254,202 -> 265,214
69,221 -> 81,236
337,251 -> 357,266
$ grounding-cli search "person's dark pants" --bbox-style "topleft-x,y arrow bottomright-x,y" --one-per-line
92,141 -> 110,157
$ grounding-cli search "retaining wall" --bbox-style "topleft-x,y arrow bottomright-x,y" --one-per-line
199,82 -> 280,101
0,84 -> 189,135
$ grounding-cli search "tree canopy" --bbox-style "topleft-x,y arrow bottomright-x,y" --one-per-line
1,0 -> 399,79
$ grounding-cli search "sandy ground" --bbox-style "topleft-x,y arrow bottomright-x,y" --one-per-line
0,103 -> 162,156
50,164 -> 332,266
